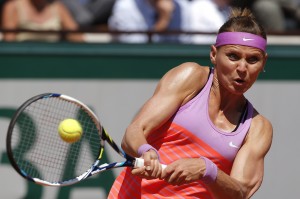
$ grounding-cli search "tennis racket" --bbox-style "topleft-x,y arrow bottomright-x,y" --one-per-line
6,93 -> 166,187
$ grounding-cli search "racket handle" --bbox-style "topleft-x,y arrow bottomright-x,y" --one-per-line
134,158 -> 167,170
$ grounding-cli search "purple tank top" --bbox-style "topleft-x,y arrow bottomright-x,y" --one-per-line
172,68 -> 254,161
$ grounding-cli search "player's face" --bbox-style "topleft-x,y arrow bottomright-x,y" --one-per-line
210,44 -> 267,95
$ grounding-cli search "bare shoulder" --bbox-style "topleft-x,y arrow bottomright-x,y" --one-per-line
246,109 -> 273,154
158,62 -> 210,104
164,62 -> 210,87
175,62 -> 209,75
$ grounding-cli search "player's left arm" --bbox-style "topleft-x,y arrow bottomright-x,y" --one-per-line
208,112 -> 273,199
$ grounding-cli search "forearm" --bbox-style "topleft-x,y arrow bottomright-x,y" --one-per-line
207,169 -> 246,199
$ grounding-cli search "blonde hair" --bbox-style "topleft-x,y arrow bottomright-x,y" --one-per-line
218,8 -> 267,39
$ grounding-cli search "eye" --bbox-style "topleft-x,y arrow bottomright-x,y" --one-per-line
227,53 -> 239,61
247,56 -> 259,64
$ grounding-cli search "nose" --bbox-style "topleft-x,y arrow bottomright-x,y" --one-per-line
236,59 -> 247,73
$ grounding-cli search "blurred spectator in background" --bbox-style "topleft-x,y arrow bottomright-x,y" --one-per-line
60,0 -> 115,28
1,0 -> 83,42
187,0 -> 231,44
277,0 -> 300,30
250,0 -> 285,31
231,0 -> 300,32
108,0 -> 189,43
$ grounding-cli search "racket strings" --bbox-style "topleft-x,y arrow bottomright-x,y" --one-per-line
73,105 -> 102,171
10,97 -> 102,183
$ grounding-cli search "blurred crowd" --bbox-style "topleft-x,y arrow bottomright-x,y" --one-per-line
0,0 -> 299,43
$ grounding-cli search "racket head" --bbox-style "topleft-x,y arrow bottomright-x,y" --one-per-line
6,93 -> 104,186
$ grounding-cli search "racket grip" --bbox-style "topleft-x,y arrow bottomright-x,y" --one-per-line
134,158 -> 167,170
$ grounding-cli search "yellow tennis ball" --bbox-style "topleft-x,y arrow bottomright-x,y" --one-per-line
58,119 -> 83,143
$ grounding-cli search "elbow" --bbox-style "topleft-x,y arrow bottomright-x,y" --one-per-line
246,178 -> 263,199
238,178 -> 263,199
240,184 -> 255,199
121,134 -> 129,152
231,180 -> 249,199
239,189 -> 247,199
121,136 -> 135,157
121,126 -> 136,156
234,184 -> 247,199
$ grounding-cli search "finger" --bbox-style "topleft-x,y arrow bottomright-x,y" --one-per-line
167,170 -> 182,184
157,160 -> 164,178
175,174 -> 187,186
150,159 -> 161,178
131,166 -> 145,175
142,152 -> 152,171
161,165 -> 171,179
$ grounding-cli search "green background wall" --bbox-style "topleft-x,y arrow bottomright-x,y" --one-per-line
0,42 -> 299,80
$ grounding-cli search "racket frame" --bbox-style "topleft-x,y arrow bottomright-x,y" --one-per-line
6,93 -> 141,186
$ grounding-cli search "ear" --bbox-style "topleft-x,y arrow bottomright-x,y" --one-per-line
210,45 -> 217,65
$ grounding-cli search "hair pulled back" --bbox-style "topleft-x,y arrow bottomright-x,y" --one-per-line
218,8 -> 267,39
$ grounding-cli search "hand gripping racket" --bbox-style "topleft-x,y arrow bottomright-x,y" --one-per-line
6,93 -> 165,186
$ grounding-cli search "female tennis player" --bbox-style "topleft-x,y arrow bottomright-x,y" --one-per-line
109,8 -> 273,199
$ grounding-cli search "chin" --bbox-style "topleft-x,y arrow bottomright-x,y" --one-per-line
229,86 -> 248,95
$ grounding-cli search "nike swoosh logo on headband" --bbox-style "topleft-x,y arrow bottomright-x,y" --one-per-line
242,37 -> 254,41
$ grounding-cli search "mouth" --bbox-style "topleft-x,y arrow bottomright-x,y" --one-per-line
234,78 -> 246,85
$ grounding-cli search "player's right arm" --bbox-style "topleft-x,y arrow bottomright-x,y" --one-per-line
121,62 -> 210,176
